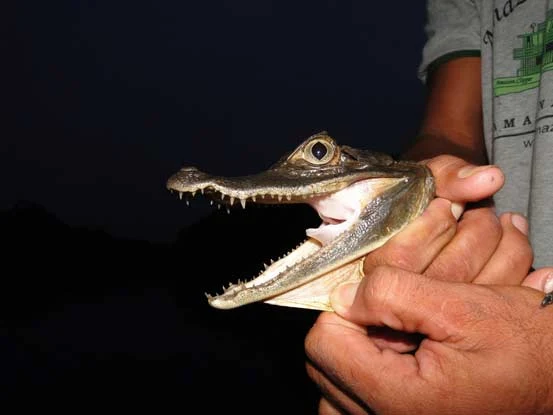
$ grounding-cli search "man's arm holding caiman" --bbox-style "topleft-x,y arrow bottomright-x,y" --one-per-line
390,57 -> 551,290
360,57 -> 553,293
359,58 -> 516,284
403,57 -> 486,165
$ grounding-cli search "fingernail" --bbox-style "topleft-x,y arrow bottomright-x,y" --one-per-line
511,213 -> 528,236
330,282 -> 359,314
544,273 -> 553,294
450,202 -> 464,220
457,165 -> 491,178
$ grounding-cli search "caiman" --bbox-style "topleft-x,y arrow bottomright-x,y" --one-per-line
166,132 -> 435,311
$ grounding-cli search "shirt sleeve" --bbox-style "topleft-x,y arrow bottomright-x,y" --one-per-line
419,0 -> 481,82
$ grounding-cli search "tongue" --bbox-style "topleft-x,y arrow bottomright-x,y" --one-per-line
305,185 -> 361,246
304,178 -> 393,246
305,220 -> 353,246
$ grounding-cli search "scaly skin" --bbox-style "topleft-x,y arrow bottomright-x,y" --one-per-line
167,132 -> 435,311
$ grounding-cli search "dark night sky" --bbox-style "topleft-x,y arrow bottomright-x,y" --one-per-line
5,1 -> 427,242
3,1 -> 431,408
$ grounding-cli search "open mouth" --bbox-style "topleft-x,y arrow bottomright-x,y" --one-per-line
305,178 -> 380,246
166,133 -> 434,311
198,176 -> 406,309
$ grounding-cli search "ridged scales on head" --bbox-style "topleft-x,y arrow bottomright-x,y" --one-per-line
167,132 -> 435,311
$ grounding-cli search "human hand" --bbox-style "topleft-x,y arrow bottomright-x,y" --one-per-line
364,155 -> 533,285
305,266 -> 553,414
359,154 -> 542,352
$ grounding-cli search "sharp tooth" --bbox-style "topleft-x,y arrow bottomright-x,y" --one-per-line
286,194 -> 291,201
270,259 -> 275,264
251,195 -> 256,202
277,195 -> 283,202
263,263 -> 269,269
240,198 -> 246,209
192,190 -> 197,197
186,200 -> 190,207
217,204 -> 221,209
210,200 -> 214,205
229,197 -> 234,206
226,207 -> 230,214
200,188 -> 204,194
261,194 -> 265,199
179,192 -> 183,200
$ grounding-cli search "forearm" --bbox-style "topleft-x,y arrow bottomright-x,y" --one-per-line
402,132 -> 487,164
403,57 -> 488,165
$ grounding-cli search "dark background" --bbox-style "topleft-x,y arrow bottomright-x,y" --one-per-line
3,1 -> 426,411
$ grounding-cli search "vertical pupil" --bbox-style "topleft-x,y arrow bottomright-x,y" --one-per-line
312,142 -> 327,160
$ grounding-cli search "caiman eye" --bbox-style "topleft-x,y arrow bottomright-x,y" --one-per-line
305,140 -> 334,164
311,142 -> 327,160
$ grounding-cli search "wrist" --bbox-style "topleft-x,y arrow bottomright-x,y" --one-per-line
402,133 -> 488,165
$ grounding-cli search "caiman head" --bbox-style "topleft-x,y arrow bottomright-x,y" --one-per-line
166,132 -> 435,311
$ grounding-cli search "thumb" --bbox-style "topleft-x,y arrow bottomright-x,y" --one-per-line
425,155 -> 504,202
330,266 -> 461,341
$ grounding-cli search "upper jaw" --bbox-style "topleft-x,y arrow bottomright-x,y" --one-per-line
166,166 -> 401,207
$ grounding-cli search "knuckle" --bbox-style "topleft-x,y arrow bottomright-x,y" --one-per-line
367,265 -> 403,307
439,210 -> 458,237
304,313 -> 338,364
382,246 -> 419,270
428,200 -> 458,238
462,207 -> 501,235
503,236 -> 533,270
364,241 -> 418,273
426,255 -> 470,282
304,318 -> 325,360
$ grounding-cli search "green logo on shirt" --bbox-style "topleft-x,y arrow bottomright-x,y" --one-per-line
494,9 -> 553,96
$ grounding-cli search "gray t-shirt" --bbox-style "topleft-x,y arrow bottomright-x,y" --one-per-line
420,0 -> 553,267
